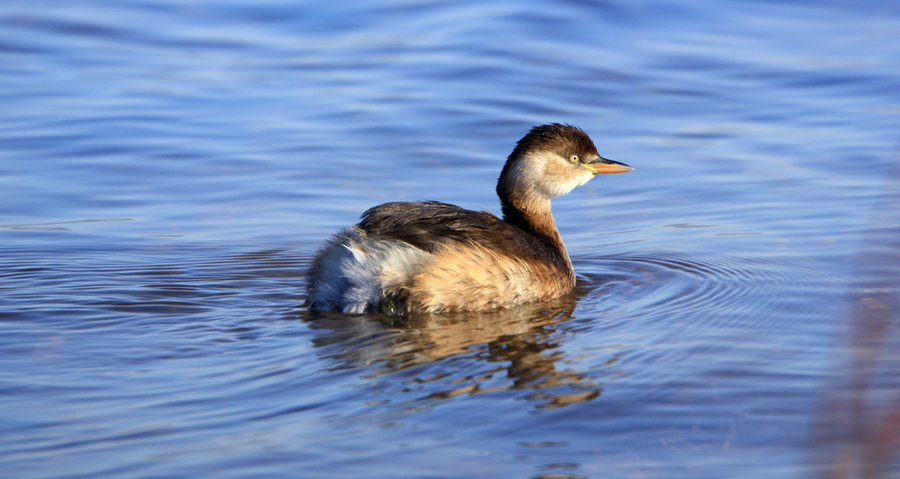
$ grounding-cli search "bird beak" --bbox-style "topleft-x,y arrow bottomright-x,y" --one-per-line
583,156 -> 634,174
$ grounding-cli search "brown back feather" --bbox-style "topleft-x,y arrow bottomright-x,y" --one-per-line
358,201 -> 559,262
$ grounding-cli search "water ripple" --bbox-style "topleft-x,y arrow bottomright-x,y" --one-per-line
576,251 -> 839,333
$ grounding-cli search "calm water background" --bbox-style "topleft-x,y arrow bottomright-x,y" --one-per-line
2,1 -> 899,477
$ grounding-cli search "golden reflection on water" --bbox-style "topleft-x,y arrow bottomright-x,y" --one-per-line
813,163 -> 900,479
302,295 -> 607,409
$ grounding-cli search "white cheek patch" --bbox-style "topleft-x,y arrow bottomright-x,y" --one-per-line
574,167 -> 594,187
551,173 -> 593,197
504,152 -> 598,199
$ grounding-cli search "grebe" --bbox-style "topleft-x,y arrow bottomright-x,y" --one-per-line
307,123 -> 633,315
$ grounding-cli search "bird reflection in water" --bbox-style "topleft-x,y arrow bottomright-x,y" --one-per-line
300,290 -> 609,410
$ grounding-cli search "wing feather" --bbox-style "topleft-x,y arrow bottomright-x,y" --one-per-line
358,201 -> 542,256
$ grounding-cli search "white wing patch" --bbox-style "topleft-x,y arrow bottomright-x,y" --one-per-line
308,228 -> 430,313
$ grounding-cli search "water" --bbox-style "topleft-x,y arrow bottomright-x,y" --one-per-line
2,0 -> 899,477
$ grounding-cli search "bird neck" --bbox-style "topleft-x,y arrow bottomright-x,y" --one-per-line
500,192 -> 573,271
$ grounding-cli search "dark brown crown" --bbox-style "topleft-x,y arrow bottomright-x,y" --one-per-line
505,123 -> 599,163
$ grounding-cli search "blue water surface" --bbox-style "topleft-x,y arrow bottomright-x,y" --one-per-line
1,1 -> 899,477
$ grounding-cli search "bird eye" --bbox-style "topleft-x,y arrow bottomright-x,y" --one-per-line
569,154 -> 580,163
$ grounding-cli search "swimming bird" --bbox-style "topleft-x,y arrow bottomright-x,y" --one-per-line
306,123 -> 633,315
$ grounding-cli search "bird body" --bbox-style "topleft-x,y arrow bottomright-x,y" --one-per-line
307,124 -> 633,315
